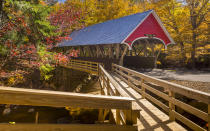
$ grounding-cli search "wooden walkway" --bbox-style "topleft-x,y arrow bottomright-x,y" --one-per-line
64,59 -> 210,131
0,59 -> 209,131
113,75 -> 186,131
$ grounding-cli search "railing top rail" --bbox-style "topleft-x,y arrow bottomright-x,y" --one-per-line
112,64 -> 210,104
99,65 -> 129,97
99,65 -> 141,111
0,86 -> 134,110
70,59 -> 99,64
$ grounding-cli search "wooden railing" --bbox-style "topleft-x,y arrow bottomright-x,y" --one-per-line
61,59 -> 100,75
0,86 -> 137,131
98,65 -> 141,125
112,63 -> 210,131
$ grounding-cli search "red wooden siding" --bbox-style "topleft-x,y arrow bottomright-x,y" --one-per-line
125,13 -> 171,46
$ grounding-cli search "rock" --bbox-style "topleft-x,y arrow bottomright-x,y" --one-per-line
74,84 -> 82,93
2,108 -> 11,115
28,108 -> 35,113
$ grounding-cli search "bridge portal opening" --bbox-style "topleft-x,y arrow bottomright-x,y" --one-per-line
123,37 -> 165,69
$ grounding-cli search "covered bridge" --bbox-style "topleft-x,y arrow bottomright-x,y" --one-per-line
58,10 -> 175,69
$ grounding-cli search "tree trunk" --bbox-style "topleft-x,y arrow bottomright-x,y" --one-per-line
191,32 -> 196,68
179,42 -> 186,65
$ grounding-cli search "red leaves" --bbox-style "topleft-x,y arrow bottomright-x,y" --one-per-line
0,71 -> 6,77
54,53 -> 69,65
26,28 -> 31,35
46,37 -> 53,44
26,50 -> 32,54
68,49 -> 79,57
49,4 -> 83,34
11,49 -> 18,57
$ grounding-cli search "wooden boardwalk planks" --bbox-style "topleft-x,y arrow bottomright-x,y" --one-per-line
112,74 -> 187,131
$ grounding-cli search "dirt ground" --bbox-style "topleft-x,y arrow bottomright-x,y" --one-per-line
168,80 -> 210,93
140,68 -> 210,93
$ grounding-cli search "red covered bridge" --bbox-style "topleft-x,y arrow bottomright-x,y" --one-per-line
58,10 -> 175,68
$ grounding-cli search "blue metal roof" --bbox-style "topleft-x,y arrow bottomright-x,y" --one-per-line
58,10 -> 152,47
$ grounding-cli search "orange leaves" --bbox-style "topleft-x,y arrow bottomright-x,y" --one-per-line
39,0 -> 46,6
26,28 -> 31,35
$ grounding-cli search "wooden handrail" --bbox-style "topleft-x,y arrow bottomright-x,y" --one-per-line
62,59 -> 100,75
99,65 -> 132,98
98,65 -> 140,126
112,63 -> 210,131
0,86 -> 134,110
112,64 -> 210,104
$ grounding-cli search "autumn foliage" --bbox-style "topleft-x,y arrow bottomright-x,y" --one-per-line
0,0 -> 82,81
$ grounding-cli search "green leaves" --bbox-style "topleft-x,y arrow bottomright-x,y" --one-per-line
37,45 -> 55,80
0,45 -> 8,56
39,63 -> 55,80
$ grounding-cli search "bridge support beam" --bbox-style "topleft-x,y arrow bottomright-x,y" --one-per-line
116,44 -> 120,59
119,46 -> 128,66
108,45 -> 114,59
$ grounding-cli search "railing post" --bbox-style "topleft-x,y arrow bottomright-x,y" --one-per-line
125,110 -> 138,125
169,90 -> 175,121
98,65 -> 100,77
111,63 -> 114,72
132,110 -> 138,125
208,104 -> 210,131
106,79 -> 110,95
141,79 -> 145,98
98,109 -> 104,122
116,109 -> 121,125
97,64 -> 99,76
128,72 -> 131,83
125,110 -> 132,125
102,75 -> 106,95
98,71 -> 105,122
35,112 -> 39,124
115,90 -> 121,125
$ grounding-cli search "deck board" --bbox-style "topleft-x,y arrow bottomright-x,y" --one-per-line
112,74 -> 186,131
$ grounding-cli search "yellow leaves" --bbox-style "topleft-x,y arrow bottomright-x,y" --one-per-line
82,0 -> 144,26
23,36 -> 29,42
205,44 -> 210,50
65,107 -> 81,116
16,73 -> 24,81
8,77 -> 15,86
9,122 -> 16,125
4,0 -> 10,7
51,3 -> 61,12
8,15 -> 13,20
156,61 -> 161,65
8,73 -> 24,86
